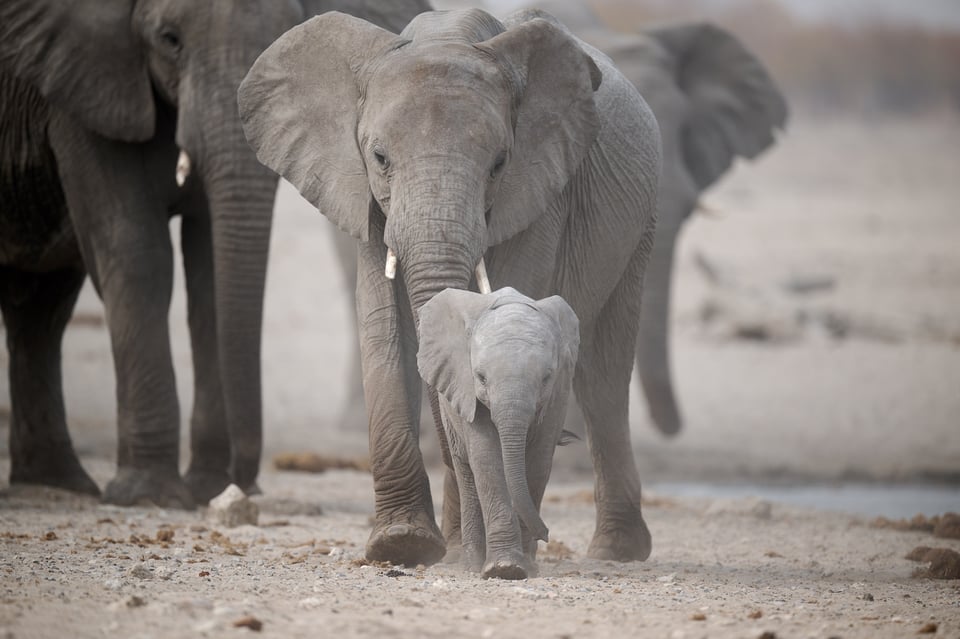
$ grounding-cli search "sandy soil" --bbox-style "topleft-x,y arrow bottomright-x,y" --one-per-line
2,114 -> 959,637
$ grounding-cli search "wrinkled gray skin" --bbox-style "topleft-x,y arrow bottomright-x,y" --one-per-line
418,287 -> 579,579
329,4 -> 787,439
240,8 -> 661,566
0,0 -> 429,508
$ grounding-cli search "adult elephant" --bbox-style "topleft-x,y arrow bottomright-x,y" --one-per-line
326,3 -> 788,438
240,8 -> 662,565
0,0 -> 429,507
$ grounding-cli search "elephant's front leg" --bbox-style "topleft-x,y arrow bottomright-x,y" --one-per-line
356,230 -> 445,566
451,456 -> 485,572
466,420 -> 529,580
52,119 -> 192,509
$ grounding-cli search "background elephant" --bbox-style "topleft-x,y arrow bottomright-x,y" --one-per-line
240,7 -> 661,566
528,0 -> 788,436
418,287 -> 579,578
0,0 -> 429,507
326,1 -> 787,439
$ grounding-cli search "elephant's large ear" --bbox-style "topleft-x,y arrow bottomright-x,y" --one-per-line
238,13 -> 402,241
417,289 -> 496,423
536,295 -> 580,371
648,22 -> 788,190
0,0 -> 155,141
480,18 -> 602,247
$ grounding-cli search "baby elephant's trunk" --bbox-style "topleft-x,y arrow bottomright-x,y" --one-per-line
497,416 -> 549,542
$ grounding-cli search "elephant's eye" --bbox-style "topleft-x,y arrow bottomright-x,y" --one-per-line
476,372 -> 487,387
490,151 -> 507,179
372,145 -> 389,170
159,27 -> 182,54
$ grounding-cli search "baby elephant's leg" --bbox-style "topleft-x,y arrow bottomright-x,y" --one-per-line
452,457 -> 485,572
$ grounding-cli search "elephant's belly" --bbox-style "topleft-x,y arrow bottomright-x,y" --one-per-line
0,75 -> 81,272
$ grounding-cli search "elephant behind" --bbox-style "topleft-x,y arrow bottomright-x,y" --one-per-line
528,0 -> 788,435
0,0 -> 430,507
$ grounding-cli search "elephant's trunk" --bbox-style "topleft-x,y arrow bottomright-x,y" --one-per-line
195,96 -> 277,491
636,221 -> 682,436
495,407 -> 549,542
385,170 -> 487,315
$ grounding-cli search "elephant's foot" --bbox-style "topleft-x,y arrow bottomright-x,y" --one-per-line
103,466 -> 195,510
10,450 -> 100,497
481,553 -> 530,580
183,466 -> 232,504
366,511 -> 446,567
587,507 -> 652,561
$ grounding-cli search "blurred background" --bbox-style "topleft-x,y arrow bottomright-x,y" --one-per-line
1,0 -> 958,516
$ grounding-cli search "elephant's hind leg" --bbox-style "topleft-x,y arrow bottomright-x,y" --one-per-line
0,266 -> 99,496
574,245 -> 653,562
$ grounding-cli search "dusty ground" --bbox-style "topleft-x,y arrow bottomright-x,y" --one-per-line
2,113 -> 960,637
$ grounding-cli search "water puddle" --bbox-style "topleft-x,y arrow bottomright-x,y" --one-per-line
650,481 -> 959,518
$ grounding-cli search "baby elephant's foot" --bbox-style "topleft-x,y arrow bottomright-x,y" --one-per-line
183,467 -> 232,505
103,466 -> 195,510
11,449 -> 100,497
366,510 -> 446,567
482,552 -> 530,580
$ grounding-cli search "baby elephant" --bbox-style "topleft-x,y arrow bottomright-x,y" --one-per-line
418,287 -> 580,579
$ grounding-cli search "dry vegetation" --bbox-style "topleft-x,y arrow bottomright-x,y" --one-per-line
592,0 -> 960,114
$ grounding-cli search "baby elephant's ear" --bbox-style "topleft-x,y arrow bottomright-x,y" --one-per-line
417,289 -> 491,423
536,296 -> 580,367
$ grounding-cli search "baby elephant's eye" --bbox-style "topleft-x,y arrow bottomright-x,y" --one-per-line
489,151 -> 507,179
476,372 -> 487,387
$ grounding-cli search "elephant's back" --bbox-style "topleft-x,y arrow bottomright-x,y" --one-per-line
0,71 -> 77,271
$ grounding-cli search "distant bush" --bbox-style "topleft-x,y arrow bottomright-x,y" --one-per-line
592,0 -> 960,114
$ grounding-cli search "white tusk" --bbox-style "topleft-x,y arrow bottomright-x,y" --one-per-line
175,149 -> 191,187
475,257 -> 491,294
385,247 -> 397,280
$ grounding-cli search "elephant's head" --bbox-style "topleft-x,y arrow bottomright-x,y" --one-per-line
416,287 -> 580,542
238,8 -> 601,313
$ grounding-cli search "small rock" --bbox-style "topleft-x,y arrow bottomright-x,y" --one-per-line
232,615 -> 263,632
127,564 -> 153,580
208,484 -> 258,528
918,622 -> 938,634
103,578 -> 123,591
863,593 -> 874,601
298,597 -> 322,609
691,613 -> 706,621
125,595 -> 146,608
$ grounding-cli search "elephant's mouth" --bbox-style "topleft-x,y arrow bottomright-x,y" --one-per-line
384,247 -> 492,295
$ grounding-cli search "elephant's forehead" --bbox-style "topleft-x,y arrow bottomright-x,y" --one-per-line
477,305 -> 554,342
370,44 -> 507,95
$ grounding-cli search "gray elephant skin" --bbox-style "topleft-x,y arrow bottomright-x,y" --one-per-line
327,3 -> 788,439
0,0 -> 429,508
418,287 -> 579,579
240,7 -> 661,566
